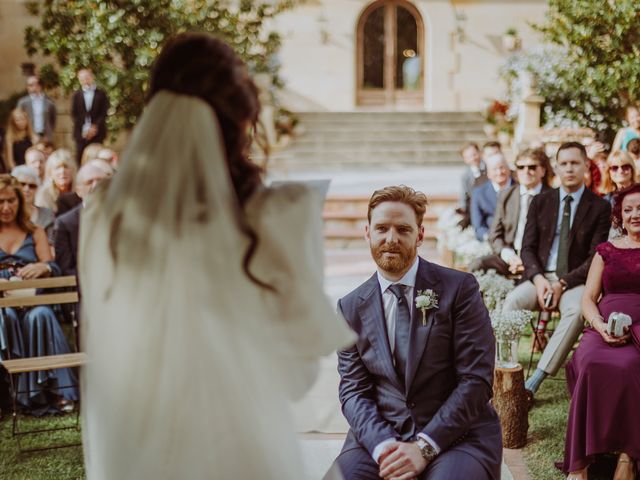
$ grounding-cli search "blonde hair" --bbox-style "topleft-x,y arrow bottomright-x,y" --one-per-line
367,185 -> 428,227
35,149 -> 77,212
601,150 -> 637,195
80,143 -> 105,165
0,174 -> 35,233
3,108 -> 35,171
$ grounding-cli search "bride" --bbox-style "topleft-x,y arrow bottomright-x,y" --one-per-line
79,33 -> 353,479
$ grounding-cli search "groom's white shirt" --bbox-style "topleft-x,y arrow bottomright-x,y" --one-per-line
372,256 -> 440,463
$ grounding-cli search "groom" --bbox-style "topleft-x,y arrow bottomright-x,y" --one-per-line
328,186 -> 502,479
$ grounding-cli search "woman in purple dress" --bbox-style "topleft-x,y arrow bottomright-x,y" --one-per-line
564,183 -> 640,480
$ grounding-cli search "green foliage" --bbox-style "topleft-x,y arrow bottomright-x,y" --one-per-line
532,0 -> 640,142
24,0 -> 297,135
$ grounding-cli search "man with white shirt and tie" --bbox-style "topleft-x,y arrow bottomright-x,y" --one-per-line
17,75 -> 57,143
71,68 -> 109,163
470,148 -> 552,276
328,185 -> 502,480
502,142 -> 611,403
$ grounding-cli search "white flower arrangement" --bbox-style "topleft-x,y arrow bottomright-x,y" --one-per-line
436,207 -> 492,265
491,308 -> 532,341
415,289 -> 438,326
473,269 -> 515,312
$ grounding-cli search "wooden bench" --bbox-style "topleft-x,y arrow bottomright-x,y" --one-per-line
0,276 -> 85,453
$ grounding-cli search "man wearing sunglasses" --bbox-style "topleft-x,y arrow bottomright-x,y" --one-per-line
503,142 -> 611,404
470,148 -> 551,276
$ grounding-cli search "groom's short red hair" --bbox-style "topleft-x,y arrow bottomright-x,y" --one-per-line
367,185 -> 429,227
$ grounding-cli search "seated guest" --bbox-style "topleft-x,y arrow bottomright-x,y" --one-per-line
471,153 -> 513,241
627,138 -> 640,176
470,148 -> 552,276
79,142 -> 104,165
0,174 -> 78,413
55,160 -> 114,276
601,151 -> 637,204
503,142 -> 611,401
24,146 -> 47,184
35,148 -> 76,213
482,140 -> 502,159
97,147 -> 118,169
3,109 -> 35,171
458,142 -> 487,228
328,186 -> 502,480
11,165 -> 55,243
612,104 -> 640,152
563,184 -> 640,480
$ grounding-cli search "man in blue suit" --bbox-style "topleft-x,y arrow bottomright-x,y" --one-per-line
471,153 -> 513,241
327,185 -> 502,479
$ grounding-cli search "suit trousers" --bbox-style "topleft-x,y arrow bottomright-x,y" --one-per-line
330,445 -> 494,480
502,274 -> 585,376
469,254 -> 510,276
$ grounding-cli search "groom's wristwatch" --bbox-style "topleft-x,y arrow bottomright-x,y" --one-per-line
415,437 -> 438,464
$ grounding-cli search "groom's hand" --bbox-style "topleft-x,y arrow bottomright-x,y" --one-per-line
378,441 -> 427,479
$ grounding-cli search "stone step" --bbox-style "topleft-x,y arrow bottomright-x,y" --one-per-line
292,131 -> 486,142
297,111 -> 484,122
288,138 -> 485,149
295,122 -> 485,132
272,150 -> 464,166
322,194 -> 457,249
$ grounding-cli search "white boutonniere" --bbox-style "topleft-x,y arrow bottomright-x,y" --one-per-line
415,289 -> 439,326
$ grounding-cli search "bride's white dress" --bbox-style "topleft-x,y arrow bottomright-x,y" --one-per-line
79,91 -> 354,479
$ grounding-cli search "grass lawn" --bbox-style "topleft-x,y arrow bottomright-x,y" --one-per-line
0,413 -> 85,479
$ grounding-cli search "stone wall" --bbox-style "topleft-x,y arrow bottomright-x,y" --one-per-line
273,0 -> 547,112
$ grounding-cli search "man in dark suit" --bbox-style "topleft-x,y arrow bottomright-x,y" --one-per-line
471,148 -> 552,275
457,142 -> 487,229
71,68 -> 109,163
17,75 -> 57,143
327,185 -> 502,480
471,152 -> 513,241
503,142 -> 611,399
54,160 -> 114,276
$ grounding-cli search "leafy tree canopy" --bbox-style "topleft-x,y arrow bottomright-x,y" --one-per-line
24,0 -> 296,134
531,0 -> 640,141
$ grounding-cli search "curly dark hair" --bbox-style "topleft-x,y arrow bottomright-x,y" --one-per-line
612,183 -> 640,232
149,32 -> 271,290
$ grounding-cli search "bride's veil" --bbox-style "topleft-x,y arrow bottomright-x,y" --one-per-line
80,91 -> 307,479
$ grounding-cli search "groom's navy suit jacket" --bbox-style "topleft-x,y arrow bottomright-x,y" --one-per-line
337,258 -> 501,475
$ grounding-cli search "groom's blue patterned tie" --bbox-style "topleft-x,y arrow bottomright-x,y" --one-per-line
388,284 -> 410,381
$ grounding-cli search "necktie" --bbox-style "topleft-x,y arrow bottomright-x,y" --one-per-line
556,195 -> 573,277
388,284 -> 410,380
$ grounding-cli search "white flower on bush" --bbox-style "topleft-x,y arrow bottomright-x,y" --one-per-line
491,308 -> 532,341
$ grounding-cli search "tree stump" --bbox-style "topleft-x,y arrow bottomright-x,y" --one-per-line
493,365 -> 528,448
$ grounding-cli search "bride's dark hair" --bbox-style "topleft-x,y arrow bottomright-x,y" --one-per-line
149,32 -> 272,290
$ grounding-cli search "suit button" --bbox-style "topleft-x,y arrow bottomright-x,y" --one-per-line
408,402 -> 416,409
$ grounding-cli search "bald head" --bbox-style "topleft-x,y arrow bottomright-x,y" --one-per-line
76,160 -> 114,198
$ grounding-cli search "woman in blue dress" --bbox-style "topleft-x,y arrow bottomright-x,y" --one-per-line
612,104 -> 640,152
0,174 -> 78,415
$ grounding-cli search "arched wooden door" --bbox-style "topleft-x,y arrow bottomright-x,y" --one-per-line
356,0 -> 424,107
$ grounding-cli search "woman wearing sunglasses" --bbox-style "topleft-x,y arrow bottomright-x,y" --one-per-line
601,151 -> 637,206
11,165 -> 55,243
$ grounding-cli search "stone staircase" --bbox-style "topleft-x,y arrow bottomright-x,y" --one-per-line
271,111 -> 486,169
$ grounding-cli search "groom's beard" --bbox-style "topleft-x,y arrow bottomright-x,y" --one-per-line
370,242 -> 416,274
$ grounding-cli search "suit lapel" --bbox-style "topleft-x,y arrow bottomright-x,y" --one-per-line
508,187 -> 520,233
357,274 -> 403,390
405,258 -> 442,394
569,189 -> 592,244
543,190 -> 560,258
